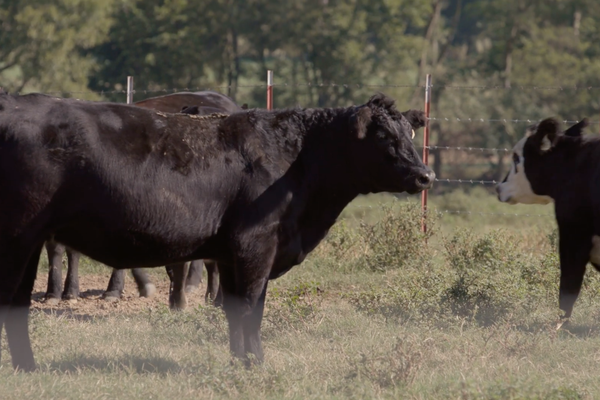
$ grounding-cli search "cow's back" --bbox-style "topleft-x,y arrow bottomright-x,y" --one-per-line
134,91 -> 241,114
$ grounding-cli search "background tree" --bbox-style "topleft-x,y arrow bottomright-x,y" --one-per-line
0,0 -> 115,98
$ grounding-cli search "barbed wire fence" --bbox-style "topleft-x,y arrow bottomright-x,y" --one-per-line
17,71 -> 579,225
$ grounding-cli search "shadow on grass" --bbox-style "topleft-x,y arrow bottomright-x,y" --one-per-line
31,289 -> 108,302
48,355 -> 183,375
32,308 -> 105,323
558,323 -> 600,339
504,320 -> 600,339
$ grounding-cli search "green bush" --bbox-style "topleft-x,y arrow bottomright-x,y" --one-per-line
310,200 -> 434,273
347,227 -> 568,326
441,229 -> 531,323
358,202 -> 434,272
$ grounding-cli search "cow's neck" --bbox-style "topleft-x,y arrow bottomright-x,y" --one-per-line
280,109 -> 363,255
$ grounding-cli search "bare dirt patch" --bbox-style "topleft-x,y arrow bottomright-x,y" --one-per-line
31,272 -> 209,317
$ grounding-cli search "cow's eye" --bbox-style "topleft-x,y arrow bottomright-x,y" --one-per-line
512,153 -> 520,169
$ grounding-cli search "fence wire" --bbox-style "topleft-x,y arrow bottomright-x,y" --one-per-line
428,116 -> 593,124
351,205 -> 553,219
17,80 -> 600,98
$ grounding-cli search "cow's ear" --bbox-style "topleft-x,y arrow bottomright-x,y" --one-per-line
350,106 -> 372,139
367,93 -> 395,111
180,105 -> 200,115
401,109 -> 426,130
531,118 -> 560,152
565,118 -> 588,137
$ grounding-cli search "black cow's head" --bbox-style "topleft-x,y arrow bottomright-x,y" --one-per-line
496,118 -> 589,204
347,93 -> 434,194
180,105 -> 200,115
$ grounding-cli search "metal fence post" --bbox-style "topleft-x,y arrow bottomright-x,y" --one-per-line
421,74 -> 432,234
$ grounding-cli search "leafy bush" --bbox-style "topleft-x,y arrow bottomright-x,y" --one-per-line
347,227 -> 567,326
346,337 -> 423,389
264,281 -> 323,335
359,202 -> 435,272
310,200 -> 435,273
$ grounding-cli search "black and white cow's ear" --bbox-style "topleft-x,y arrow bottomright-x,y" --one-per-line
564,118 -> 588,137
350,106 -> 372,139
531,118 -> 560,153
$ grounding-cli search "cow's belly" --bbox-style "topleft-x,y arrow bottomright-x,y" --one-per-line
54,222 -> 225,268
54,224 -> 212,268
49,173 -> 228,267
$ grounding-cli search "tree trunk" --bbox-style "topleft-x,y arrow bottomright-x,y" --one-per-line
230,27 -> 239,101
504,24 -> 518,88
574,10 -> 581,37
412,0 -> 443,102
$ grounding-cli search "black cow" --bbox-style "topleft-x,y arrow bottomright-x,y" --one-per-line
44,91 -> 235,309
0,92 -> 433,371
496,117 -> 593,323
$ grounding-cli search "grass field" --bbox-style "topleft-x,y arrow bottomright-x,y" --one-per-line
3,188 -> 599,399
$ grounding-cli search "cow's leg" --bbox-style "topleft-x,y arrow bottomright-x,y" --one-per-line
62,247 -> 80,302
44,241 -> 65,306
242,280 -> 268,364
185,259 -> 204,294
131,268 -> 156,298
557,228 -> 591,319
204,260 -> 220,305
4,243 -> 43,372
214,284 -> 224,308
103,269 -> 126,302
165,264 -> 175,298
220,257 -> 271,365
167,262 -> 189,310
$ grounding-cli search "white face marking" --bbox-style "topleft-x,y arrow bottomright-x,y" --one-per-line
591,236 -> 600,265
496,137 -> 553,205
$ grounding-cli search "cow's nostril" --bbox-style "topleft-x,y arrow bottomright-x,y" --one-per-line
416,171 -> 435,188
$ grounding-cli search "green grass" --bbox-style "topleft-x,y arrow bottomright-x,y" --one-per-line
4,188 -> 597,399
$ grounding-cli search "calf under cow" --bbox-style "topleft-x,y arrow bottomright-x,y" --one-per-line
0,92 -> 433,371
497,117 -> 595,323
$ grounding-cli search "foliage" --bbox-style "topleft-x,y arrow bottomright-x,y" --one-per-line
345,224 -> 567,326
0,0 -> 115,97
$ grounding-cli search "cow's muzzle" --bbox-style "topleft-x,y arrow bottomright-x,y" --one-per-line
415,170 -> 435,190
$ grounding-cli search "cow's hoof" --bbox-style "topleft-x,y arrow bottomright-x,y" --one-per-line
185,285 -> 199,294
62,293 -> 79,302
13,362 -> 37,373
44,297 -> 60,306
556,318 -> 570,331
169,296 -> 187,311
139,284 -> 156,298
103,295 -> 120,303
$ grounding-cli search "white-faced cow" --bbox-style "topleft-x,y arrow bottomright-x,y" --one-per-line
496,117 -> 593,322
0,92 -> 433,371
44,91 -> 232,309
